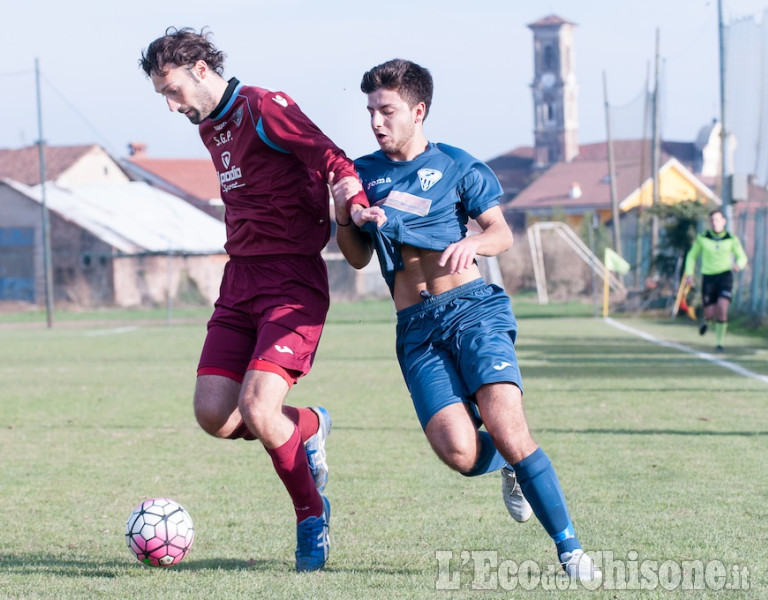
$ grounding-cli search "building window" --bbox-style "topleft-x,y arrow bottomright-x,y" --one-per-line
543,45 -> 556,71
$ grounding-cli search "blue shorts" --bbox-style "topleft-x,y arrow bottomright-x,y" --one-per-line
395,279 -> 524,430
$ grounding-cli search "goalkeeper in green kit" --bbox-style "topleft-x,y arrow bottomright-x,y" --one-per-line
684,209 -> 748,353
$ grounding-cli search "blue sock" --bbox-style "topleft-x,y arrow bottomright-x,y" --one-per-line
461,431 -> 507,477
513,447 -> 581,558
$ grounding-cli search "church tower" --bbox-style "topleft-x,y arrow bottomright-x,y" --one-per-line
528,15 -> 579,167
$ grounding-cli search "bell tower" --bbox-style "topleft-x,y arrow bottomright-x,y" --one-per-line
528,15 -> 579,167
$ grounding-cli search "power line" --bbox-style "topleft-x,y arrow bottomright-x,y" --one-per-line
0,69 -> 34,78
39,72 -> 119,156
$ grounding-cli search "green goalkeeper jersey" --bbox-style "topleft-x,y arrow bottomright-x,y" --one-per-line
684,229 -> 748,276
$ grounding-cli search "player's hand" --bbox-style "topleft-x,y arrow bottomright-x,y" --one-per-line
685,275 -> 694,285
328,172 -> 363,221
351,205 -> 387,228
439,237 -> 480,274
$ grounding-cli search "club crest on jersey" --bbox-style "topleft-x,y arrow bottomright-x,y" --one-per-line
222,151 -> 232,169
418,168 -> 442,191
233,106 -> 244,127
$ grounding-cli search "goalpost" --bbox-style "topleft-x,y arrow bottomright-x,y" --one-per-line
527,221 -> 626,305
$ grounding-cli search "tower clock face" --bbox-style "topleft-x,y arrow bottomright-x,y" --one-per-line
540,72 -> 556,88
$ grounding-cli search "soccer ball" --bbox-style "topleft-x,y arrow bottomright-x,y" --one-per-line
125,498 -> 194,567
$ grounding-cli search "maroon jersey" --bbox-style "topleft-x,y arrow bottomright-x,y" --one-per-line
198,79 -> 367,257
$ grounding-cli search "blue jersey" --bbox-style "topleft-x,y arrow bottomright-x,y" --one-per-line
355,142 -> 503,293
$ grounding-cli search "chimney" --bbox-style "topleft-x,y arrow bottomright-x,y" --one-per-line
569,182 -> 582,199
128,142 -> 147,157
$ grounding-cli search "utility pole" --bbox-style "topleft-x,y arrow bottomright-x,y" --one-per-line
635,61 -> 651,287
35,57 -> 54,328
602,70 -> 622,257
718,0 -> 732,229
650,29 -> 661,264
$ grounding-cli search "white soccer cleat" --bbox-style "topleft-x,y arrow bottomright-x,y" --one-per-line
305,406 -> 332,492
501,465 -> 533,523
561,549 -> 602,583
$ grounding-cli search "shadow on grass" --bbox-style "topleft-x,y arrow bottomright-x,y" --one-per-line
0,555 -> 269,576
0,555 -> 127,578
0,554 -> 424,576
537,427 -> 768,437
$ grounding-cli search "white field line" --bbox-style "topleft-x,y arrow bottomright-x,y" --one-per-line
604,317 -> 768,385
84,326 -> 138,336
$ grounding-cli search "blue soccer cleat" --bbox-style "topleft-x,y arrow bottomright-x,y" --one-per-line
305,407 -> 332,492
295,495 -> 331,572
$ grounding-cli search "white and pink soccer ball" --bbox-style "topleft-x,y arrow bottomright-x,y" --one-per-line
125,498 -> 194,567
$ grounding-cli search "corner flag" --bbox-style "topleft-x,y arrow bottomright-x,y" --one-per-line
604,248 -> 630,274
602,248 -> 630,317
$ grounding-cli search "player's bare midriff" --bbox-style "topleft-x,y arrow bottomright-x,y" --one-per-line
393,244 -> 483,311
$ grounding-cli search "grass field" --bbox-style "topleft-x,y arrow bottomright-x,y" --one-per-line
1,299 -> 766,599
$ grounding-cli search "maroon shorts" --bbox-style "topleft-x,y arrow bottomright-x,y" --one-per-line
197,254 -> 330,384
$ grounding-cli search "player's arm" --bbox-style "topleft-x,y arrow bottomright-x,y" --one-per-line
732,236 -> 748,272
258,92 -> 370,216
439,155 -> 512,274
328,172 -> 386,269
439,205 -> 513,275
684,236 -> 702,282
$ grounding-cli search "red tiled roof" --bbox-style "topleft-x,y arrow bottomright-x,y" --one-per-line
506,159 -> 630,212
528,15 -> 576,28
490,139 -> 701,212
575,139 -> 697,167
0,144 -> 97,185
125,157 -> 220,202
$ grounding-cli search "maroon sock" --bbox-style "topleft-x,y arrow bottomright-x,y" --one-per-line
266,426 -> 323,522
282,406 -> 320,443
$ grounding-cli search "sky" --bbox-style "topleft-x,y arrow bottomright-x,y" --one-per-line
2,0 -> 767,164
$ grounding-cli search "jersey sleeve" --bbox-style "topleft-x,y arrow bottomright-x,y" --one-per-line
733,236 -> 748,270
684,236 -> 702,276
257,90 -> 369,208
437,144 -> 503,219
457,161 -> 504,219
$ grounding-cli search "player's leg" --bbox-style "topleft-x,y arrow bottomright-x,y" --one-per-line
244,256 -> 331,571
424,403 -> 504,474
239,364 -> 328,571
713,272 -> 734,352
239,367 -> 323,523
195,320 -> 325,520
397,283 -> 530,522
194,315 -> 256,439
455,284 -> 598,581
700,275 -> 717,335
422,399 -> 531,523
201,256 -> 330,571
476,383 -> 600,581
194,373 -> 245,438
194,369 -> 323,444
398,311 -> 506,477
714,296 -> 731,352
